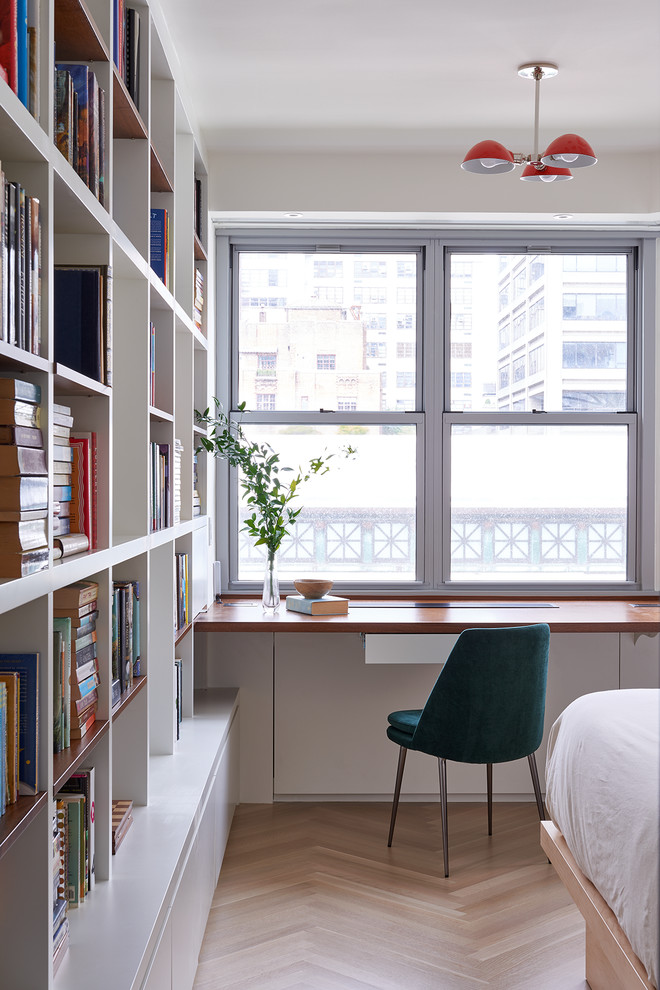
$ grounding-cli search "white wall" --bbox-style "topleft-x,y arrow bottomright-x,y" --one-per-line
207,150 -> 660,218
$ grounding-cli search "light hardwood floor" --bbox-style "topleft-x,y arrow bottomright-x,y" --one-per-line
194,802 -> 587,990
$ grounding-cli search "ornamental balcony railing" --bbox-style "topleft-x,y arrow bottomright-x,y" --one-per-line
239,506 -> 627,578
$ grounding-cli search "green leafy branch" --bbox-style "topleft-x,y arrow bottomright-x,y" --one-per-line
196,400 -> 354,556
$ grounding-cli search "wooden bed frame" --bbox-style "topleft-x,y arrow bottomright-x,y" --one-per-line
541,821 -> 655,990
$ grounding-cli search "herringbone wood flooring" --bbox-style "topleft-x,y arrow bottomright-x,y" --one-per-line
194,803 -> 587,990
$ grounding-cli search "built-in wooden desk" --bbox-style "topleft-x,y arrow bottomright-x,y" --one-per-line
193,597 -> 659,803
195,597 -> 660,634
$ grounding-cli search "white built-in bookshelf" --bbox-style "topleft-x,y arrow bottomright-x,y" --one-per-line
0,1 -> 232,988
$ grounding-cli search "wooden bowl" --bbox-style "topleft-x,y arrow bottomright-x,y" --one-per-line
294,578 -> 333,599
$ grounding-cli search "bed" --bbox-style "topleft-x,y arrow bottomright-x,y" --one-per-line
542,688 -> 659,990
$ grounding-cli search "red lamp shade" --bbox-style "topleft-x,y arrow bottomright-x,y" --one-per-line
520,162 -> 573,182
541,133 -> 597,168
461,140 -> 516,174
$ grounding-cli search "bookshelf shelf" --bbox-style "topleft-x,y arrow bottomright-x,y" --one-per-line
111,674 -> 147,720
53,721 -> 110,793
54,0 -> 110,62
0,1 -> 214,987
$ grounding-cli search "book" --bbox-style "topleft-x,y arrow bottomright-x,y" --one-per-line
0,681 -> 5,816
111,798 -> 133,854
0,424 -> 42,446
0,397 -> 40,427
0,652 -> 38,794
52,629 -> 64,754
0,377 -> 40,402
53,580 -> 99,609
0,546 -> 48,576
70,432 -> 97,549
53,617 -> 71,748
0,671 -> 19,803
0,518 -> 47,551
285,594 -> 350,615
125,7 -> 140,109
0,443 -> 47,474
69,711 -> 96,740
54,606 -> 98,627
0,474 -> 47,510
59,768 -> 94,892
75,655 -> 98,683
53,267 -> 103,382
73,688 -> 97,716
54,532 -> 89,557
150,207 -> 168,283
0,0 -> 18,95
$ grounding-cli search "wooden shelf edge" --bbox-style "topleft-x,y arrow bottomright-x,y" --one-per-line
53,719 -> 110,793
175,621 -> 192,646
0,791 -> 48,861
151,145 -> 174,193
55,0 -> 110,63
112,68 -> 148,140
194,232 -> 207,261
111,674 -> 147,721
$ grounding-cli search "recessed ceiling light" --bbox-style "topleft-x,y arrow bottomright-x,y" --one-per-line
553,213 -> 574,220
284,212 -> 303,218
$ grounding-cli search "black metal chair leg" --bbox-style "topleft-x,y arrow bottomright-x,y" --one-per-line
487,763 -> 493,835
438,757 -> 449,877
528,752 -> 546,820
387,746 -> 408,847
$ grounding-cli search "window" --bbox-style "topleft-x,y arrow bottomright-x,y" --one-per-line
220,239 -> 648,591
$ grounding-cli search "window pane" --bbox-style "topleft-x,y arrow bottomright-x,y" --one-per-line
449,253 -> 628,412
236,424 -> 417,581
450,424 -> 628,581
237,251 -> 418,412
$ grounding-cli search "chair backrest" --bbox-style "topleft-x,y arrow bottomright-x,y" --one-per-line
411,624 -> 550,765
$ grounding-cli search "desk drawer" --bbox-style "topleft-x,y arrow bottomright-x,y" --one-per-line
364,633 -> 457,664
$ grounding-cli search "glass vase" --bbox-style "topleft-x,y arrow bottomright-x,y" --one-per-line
262,549 -> 280,611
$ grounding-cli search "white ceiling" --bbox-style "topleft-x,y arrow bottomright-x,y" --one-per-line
156,0 -> 660,157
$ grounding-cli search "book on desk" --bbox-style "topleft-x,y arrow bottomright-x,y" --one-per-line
286,595 -> 349,615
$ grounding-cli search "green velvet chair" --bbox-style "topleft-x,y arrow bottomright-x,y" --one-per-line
386,623 -> 550,877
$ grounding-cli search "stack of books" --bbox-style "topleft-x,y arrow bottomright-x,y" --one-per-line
51,402 -> 73,552
52,409 -> 89,560
149,440 -> 170,530
0,652 -> 39,796
112,798 -> 133,853
0,379 -> 48,577
174,657 -> 182,740
112,579 -> 140,701
192,453 -> 201,516
173,438 -> 183,525
54,64 -> 106,206
53,582 -> 100,740
194,268 -> 204,330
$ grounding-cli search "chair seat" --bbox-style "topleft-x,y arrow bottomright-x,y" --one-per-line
386,709 -> 422,747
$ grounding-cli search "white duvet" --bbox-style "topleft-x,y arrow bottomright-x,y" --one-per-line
545,689 -> 659,989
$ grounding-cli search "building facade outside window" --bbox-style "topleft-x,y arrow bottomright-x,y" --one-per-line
217,235 -> 654,593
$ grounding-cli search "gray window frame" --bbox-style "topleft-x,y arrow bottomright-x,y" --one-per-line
214,230 -> 656,595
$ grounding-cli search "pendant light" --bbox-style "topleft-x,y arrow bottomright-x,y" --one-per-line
460,63 -> 597,181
